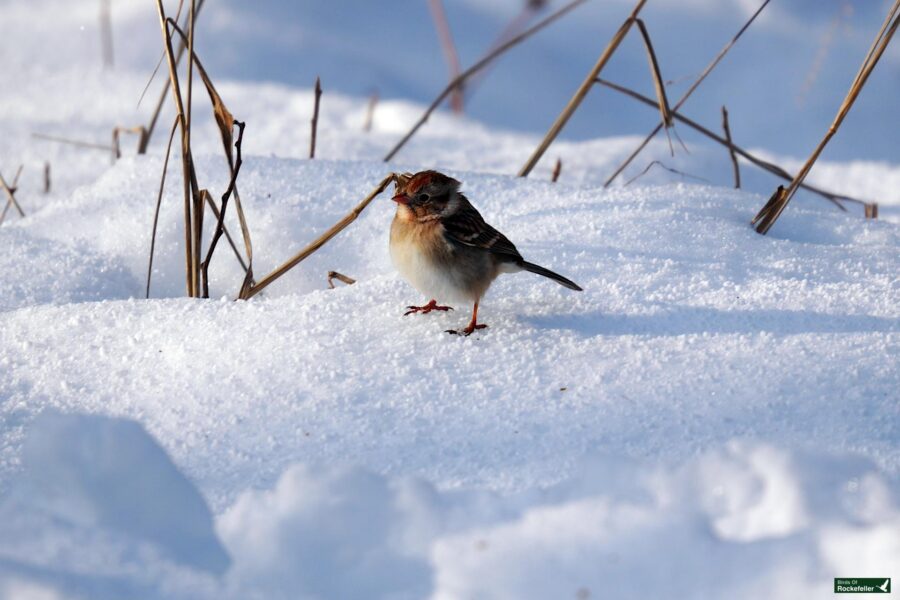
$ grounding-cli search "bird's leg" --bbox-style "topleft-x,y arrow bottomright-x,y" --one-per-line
446,301 -> 488,336
404,298 -> 453,316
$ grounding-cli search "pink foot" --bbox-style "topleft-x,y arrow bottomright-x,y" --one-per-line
446,323 -> 488,336
404,299 -> 453,316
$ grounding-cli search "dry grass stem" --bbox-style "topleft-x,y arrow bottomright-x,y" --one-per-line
327,271 -> 357,289
796,3 -> 851,107
186,0 -> 202,296
598,79 -> 864,211
603,0 -> 772,187
146,116 -> 181,298
32,132 -> 114,153
518,0 -> 648,177
142,0 -> 206,153
310,77 -> 322,159
177,29 -> 255,294
162,17 -> 256,297
161,4 -> 217,296
364,90 -> 379,132
551,158 -> 562,182
428,0 -> 464,113
243,173 -> 399,300
384,0 -> 588,162
752,0 -> 900,234
202,120 -> 246,298
202,194 -> 251,274
100,0 -> 114,68
751,186 -> 785,228
145,1 -> 252,299
113,126 -> 149,162
624,160 -> 709,186
633,18 -> 674,154
168,22 -> 254,264
465,0 -> 546,95
0,166 -> 26,226
0,201 -> 10,226
155,0 -> 196,295
721,106 -> 741,188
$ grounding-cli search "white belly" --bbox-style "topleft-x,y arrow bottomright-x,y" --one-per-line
390,234 -> 475,304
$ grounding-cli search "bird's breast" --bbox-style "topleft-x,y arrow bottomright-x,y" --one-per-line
390,215 -> 492,303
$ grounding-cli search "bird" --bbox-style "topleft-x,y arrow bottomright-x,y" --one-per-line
389,170 -> 582,335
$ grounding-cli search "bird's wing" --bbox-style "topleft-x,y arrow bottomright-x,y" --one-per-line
441,195 -> 523,262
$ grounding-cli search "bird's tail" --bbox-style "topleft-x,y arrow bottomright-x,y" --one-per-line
518,261 -> 583,291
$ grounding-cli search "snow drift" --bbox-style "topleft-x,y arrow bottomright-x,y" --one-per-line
1,414 -> 897,599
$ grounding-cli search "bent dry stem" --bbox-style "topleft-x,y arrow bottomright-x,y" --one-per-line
752,0 -> 900,234
384,0 -> 588,162
597,79 -> 866,212
603,0 -> 772,187
518,0 -> 648,177
243,174 -> 400,300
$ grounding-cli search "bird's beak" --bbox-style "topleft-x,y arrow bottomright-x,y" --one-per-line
392,193 -> 410,205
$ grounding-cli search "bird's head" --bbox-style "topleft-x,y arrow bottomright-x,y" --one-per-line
392,170 -> 460,222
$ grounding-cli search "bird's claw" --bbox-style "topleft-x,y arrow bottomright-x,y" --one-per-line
445,324 -> 488,336
403,300 -> 453,316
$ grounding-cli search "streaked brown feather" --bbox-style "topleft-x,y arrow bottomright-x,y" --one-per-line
440,194 -> 522,262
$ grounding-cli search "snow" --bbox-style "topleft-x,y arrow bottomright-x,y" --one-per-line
2,415 -> 896,599
2,155 -> 896,597
11,413 -> 229,574
1,0 -> 898,598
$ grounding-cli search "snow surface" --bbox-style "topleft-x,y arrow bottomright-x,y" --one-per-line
2,414 -> 897,599
1,0 -> 898,598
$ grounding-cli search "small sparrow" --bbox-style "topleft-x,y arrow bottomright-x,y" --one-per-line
389,170 -> 582,335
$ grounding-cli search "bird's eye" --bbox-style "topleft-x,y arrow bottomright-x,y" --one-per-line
417,193 -> 430,203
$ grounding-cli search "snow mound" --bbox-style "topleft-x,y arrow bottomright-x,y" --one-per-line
0,227 -> 137,312
430,442 -> 899,600
3,413 -> 229,576
1,415 -> 897,599
220,464 -> 434,599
